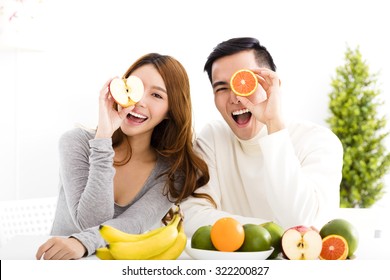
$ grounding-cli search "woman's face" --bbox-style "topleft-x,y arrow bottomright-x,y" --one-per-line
120,64 -> 169,138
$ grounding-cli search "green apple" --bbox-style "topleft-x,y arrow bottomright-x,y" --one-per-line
260,221 -> 284,259
238,224 -> 272,252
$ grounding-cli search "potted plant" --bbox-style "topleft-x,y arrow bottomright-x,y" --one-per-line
327,46 -> 390,208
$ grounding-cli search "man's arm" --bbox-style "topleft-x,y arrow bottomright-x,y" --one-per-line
260,124 -> 343,229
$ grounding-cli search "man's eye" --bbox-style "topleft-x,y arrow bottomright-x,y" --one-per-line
215,87 -> 229,93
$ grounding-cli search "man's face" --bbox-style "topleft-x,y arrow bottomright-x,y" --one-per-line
211,50 -> 267,140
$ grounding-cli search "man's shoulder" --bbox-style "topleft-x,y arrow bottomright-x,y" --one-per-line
198,120 -> 232,140
194,120 -> 235,152
288,119 -> 333,134
287,119 -> 342,146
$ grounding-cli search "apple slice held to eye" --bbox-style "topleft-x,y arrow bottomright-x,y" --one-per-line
109,76 -> 144,108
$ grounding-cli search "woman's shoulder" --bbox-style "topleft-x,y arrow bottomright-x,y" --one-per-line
59,125 -> 96,147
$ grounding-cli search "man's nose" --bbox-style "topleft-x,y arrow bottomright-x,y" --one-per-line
229,91 -> 240,104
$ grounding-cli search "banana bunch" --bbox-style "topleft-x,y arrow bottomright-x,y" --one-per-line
96,210 -> 187,260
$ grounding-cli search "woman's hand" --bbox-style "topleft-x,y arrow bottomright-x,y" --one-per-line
237,68 -> 285,134
95,78 -> 134,139
35,236 -> 87,260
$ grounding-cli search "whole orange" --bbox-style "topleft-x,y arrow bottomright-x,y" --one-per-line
210,217 -> 245,252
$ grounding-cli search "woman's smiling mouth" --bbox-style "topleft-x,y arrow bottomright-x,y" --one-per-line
127,111 -> 148,123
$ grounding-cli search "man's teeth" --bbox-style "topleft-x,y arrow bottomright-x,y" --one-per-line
232,108 -> 250,116
129,111 -> 147,119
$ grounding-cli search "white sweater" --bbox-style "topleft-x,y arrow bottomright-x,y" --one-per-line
181,120 -> 343,236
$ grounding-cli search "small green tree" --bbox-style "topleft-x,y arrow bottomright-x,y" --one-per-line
327,46 -> 390,208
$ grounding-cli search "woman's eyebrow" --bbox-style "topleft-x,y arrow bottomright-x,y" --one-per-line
151,85 -> 167,93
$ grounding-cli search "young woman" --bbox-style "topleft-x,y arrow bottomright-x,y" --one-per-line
36,53 -> 211,260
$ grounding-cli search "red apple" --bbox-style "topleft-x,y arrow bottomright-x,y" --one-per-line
109,76 -> 144,107
281,225 -> 322,260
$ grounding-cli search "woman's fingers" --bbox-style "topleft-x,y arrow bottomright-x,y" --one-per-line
99,78 -> 114,99
36,238 -> 55,260
37,237 -> 84,260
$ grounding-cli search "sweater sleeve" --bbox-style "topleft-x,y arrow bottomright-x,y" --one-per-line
58,128 -> 115,231
70,182 -> 173,256
259,126 -> 343,228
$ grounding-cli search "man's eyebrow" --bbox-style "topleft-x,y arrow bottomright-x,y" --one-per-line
151,85 -> 167,93
212,81 -> 228,89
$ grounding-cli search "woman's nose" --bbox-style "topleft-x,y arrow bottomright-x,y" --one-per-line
134,93 -> 146,107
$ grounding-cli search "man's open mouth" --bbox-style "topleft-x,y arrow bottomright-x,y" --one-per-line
232,108 -> 252,125
127,111 -> 148,123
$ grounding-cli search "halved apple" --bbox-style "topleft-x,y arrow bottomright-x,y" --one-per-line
281,225 -> 322,260
109,76 -> 144,108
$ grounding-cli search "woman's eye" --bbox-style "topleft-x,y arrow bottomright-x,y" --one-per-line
152,93 -> 163,99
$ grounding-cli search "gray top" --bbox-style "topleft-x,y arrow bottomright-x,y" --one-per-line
50,127 -> 174,256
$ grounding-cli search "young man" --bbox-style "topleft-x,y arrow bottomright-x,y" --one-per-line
182,37 -> 343,235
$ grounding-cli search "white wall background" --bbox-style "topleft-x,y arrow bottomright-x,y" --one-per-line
1,0 -> 390,209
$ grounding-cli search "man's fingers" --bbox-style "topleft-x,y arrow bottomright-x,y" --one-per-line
259,70 -> 279,87
236,96 -> 254,110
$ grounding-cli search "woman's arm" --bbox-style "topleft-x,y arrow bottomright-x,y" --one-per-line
37,180 -> 174,258
74,180 -> 173,256
58,128 -> 116,230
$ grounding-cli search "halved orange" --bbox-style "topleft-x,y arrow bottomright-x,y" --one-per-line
319,234 -> 349,260
230,69 -> 258,96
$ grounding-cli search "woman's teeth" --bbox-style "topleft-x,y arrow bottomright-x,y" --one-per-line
128,111 -> 147,119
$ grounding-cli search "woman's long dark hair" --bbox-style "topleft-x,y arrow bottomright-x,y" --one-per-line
111,53 -> 214,206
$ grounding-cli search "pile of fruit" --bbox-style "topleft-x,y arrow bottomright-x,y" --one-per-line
191,217 -> 283,259
191,217 -> 359,260
96,209 -> 186,260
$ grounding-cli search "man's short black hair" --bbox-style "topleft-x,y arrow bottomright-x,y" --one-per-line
204,37 -> 277,82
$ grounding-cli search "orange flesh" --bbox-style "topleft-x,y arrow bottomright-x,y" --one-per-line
230,69 -> 258,96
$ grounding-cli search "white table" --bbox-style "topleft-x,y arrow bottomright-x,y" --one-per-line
0,235 -> 192,260
2,237 -> 390,280
0,233 -> 388,260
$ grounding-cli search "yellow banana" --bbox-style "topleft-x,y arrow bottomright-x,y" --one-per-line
95,247 -> 115,260
99,214 -> 177,243
148,221 -> 187,260
107,213 -> 181,260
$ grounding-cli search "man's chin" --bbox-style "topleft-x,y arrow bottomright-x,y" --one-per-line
229,121 -> 253,140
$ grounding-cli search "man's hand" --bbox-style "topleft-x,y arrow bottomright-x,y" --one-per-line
237,68 -> 285,134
